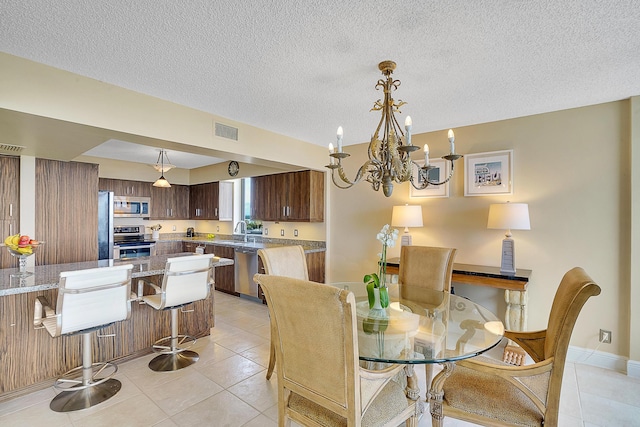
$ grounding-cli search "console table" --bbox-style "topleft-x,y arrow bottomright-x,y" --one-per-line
385,258 -> 532,364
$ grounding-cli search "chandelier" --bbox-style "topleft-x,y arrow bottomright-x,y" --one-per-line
326,60 -> 462,197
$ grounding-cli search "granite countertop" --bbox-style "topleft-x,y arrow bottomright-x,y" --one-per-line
0,254 -> 234,296
157,234 -> 326,254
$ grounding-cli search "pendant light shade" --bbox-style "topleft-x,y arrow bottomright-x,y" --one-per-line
153,176 -> 171,188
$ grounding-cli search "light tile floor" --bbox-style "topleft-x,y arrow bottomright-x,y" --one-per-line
2,290 -> 639,426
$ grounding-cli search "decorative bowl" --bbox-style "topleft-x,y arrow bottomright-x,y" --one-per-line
4,242 -> 44,277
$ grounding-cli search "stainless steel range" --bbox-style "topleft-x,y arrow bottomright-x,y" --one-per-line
113,225 -> 157,259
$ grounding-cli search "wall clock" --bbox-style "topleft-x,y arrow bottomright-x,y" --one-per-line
228,161 -> 239,177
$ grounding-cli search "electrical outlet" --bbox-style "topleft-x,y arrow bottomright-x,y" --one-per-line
264,228 -> 268,235
599,329 -> 612,344
294,229 -> 298,237
216,226 -> 220,232
280,229 -> 285,236
172,225 -> 176,231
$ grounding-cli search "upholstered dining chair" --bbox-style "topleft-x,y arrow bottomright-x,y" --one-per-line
257,245 -> 309,380
429,267 -> 601,427
33,264 -> 134,412
398,245 -> 456,396
254,273 -> 420,427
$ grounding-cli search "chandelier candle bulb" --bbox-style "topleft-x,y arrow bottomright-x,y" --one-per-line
328,143 -> 335,165
423,144 -> 430,166
405,116 -> 412,146
448,129 -> 455,154
337,126 -> 344,152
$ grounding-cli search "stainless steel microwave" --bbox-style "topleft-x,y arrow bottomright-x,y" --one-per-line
113,196 -> 151,218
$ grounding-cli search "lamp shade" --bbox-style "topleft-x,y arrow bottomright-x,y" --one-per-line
487,203 -> 530,230
391,205 -> 424,228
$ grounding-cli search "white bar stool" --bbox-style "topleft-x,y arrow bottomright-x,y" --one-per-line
33,264 -> 134,412
138,254 -> 216,371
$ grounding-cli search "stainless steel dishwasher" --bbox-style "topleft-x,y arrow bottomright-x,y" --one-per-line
234,247 -> 259,297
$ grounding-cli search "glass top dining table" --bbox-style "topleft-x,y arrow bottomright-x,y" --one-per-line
334,282 -> 505,365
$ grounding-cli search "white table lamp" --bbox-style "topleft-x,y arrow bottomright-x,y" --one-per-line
391,205 -> 423,246
487,202 -> 530,275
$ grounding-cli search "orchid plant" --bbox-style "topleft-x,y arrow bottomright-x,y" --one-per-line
364,224 -> 399,309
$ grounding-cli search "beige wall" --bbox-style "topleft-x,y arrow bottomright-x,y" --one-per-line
630,97 -> 640,363
330,101 -> 631,358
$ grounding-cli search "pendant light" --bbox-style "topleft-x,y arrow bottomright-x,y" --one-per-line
153,149 -> 172,188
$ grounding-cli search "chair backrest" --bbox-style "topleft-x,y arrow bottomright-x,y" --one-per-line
398,246 -> 456,301
56,264 -> 133,336
543,267 -> 601,421
158,254 -> 216,309
257,245 -> 309,280
254,273 -> 361,423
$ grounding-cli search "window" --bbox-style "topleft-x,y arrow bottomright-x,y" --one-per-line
241,178 -> 252,220
240,178 -> 262,234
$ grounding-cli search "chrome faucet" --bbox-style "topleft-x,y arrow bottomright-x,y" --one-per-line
234,220 -> 248,242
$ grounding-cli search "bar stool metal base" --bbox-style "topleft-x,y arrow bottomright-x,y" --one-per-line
50,378 -> 121,412
149,350 -> 200,372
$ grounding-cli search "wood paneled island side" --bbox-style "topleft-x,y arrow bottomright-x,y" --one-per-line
0,254 -> 233,400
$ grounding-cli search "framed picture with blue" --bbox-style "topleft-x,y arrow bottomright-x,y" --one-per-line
464,150 -> 513,196
410,159 -> 450,198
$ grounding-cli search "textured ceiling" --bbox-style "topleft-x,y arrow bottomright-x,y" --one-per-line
1,0 -> 640,152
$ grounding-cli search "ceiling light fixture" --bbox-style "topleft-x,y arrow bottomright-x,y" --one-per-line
326,60 -> 462,197
152,149 -> 175,172
153,149 -> 172,188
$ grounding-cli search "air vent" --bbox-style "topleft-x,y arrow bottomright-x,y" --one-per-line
0,143 -> 25,154
215,122 -> 239,141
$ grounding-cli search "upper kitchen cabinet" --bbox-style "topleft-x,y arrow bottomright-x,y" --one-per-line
189,181 -> 233,221
150,184 -> 190,219
0,155 -> 20,268
251,170 -> 324,222
98,178 -> 151,197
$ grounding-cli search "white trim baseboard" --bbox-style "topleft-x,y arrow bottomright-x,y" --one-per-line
567,345 -> 629,374
627,359 -> 640,378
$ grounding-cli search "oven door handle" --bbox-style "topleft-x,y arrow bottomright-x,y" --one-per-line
117,244 -> 155,250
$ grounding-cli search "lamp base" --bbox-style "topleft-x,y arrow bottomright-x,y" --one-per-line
499,237 -> 516,275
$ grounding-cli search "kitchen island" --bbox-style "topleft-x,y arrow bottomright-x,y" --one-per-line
0,253 -> 233,400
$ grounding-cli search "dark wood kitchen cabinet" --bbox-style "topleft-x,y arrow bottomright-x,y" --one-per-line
251,170 -> 324,222
98,178 -> 151,197
210,244 -> 235,294
155,240 -> 183,255
0,155 -> 20,269
151,184 -> 190,220
251,173 -> 279,221
36,159 -> 99,264
189,181 -> 233,221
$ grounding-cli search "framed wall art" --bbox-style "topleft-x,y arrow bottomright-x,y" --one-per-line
464,150 -> 513,196
410,159 -> 450,198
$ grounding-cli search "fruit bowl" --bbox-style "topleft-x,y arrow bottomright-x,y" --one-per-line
3,235 -> 44,277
